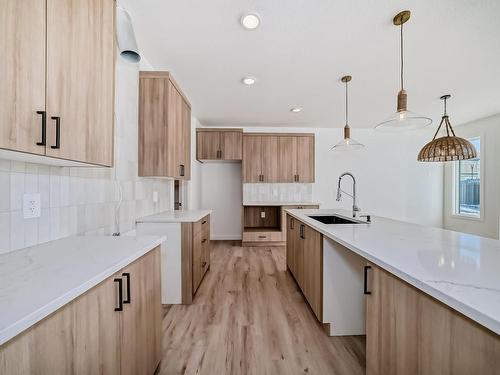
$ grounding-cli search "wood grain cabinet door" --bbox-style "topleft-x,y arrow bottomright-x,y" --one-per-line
243,135 -> 262,182
120,248 -> 162,375
278,136 -> 297,182
0,0 -> 46,155
366,264 -> 500,375
302,224 -> 323,321
166,82 -> 182,178
296,136 -> 315,182
286,215 -> 296,277
261,136 -> 279,182
220,131 -> 243,160
180,99 -> 191,179
197,131 -> 220,160
45,0 -> 114,166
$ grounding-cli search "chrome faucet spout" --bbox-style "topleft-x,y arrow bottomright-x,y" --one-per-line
336,172 -> 360,217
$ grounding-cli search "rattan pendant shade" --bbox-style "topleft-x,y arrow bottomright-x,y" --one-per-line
418,95 -> 477,162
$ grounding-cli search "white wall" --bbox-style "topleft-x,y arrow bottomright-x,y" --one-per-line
443,113 -> 500,239
200,163 -> 242,240
0,57 -> 174,253
199,126 -> 444,239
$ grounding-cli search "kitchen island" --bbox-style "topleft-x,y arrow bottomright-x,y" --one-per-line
286,208 -> 500,374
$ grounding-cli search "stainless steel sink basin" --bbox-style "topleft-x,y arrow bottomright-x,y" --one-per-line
307,215 -> 364,225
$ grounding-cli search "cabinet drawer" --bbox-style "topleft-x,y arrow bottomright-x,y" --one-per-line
242,231 -> 283,242
193,215 -> 210,237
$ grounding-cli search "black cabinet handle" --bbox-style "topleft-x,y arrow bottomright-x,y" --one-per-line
179,164 -> 185,177
202,238 -> 207,243
122,272 -> 131,304
364,266 -> 372,295
36,111 -> 46,146
258,235 -> 267,239
50,116 -> 60,149
202,220 -> 207,225
290,217 -> 294,229
114,278 -> 123,311
299,224 -> 305,239
201,261 -> 207,268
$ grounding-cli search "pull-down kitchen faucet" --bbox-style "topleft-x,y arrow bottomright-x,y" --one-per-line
336,172 -> 360,218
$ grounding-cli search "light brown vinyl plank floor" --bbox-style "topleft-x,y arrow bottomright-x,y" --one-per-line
157,240 -> 365,375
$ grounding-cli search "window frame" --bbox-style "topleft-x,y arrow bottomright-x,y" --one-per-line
451,135 -> 484,221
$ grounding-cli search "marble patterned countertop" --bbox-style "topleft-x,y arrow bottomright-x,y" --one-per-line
286,208 -> 500,335
136,209 -> 212,223
0,235 -> 165,346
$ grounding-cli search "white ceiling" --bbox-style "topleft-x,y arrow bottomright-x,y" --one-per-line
121,0 -> 500,128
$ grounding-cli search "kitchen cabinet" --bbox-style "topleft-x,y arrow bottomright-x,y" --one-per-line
0,0 -> 115,166
192,215 -> 211,294
0,247 -> 162,375
286,214 -> 323,321
139,71 -> 191,179
244,134 -> 314,183
242,134 -> 279,182
196,128 -> 243,161
366,263 -> 500,375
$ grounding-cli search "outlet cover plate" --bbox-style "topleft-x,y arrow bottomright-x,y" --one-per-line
23,193 -> 41,219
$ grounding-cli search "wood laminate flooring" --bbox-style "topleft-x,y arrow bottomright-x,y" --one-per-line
157,241 -> 366,375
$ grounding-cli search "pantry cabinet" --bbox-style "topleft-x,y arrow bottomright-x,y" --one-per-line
0,247 -> 162,375
196,129 -> 243,161
139,71 -> 191,179
0,0 -> 115,166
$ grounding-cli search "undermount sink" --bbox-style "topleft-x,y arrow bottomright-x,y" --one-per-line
307,215 -> 364,225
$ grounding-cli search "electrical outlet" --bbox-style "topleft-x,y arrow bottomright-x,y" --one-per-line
152,191 -> 159,203
23,193 -> 41,219
260,211 -> 266,219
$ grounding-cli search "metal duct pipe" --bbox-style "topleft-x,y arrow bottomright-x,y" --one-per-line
116,6 -> 141,63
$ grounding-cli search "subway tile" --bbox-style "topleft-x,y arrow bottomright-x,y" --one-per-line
0,172 -> 10,212
38,208 -> 51,244
25,173 -> 38,194
50,207 -> 61,240
25,163 -> 38,174
10,161 -> 25,173
24,217 -> 38,247
0,159 -> 10,172
10,211 -> 25,251
50,173 -> 61,207
10,173 -> 24,211
39,173 -> 50,208
0,212 -> 10,253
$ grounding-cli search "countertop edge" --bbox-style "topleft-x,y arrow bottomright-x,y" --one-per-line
136,209 -> 213,223
285,209 -> 500,336
0,236 -> 165,346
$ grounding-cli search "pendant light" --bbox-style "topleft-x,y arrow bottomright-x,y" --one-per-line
331,75 -> 364,151
418,95 -> 477,162
375,10 -> 432,131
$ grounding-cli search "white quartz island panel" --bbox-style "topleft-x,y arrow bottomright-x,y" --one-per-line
0,235 -> 165,346
286,209 -> 500,335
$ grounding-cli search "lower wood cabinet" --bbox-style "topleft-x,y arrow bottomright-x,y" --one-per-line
366,263 -> 500,375
286,214 -> 323,321
0,247 -> 162,375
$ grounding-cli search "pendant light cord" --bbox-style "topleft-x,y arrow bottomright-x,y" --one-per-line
400,22 -> 404,91
345,80 -> 349,126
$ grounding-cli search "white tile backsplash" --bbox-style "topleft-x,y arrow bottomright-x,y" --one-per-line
0,57 -> 174,254
243,183 -> 313,203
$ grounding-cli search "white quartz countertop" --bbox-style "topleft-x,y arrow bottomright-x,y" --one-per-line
136,209 -> 212,223
286,209 -> 500,335
0,235 -> 165,346
243,202 -> 319,207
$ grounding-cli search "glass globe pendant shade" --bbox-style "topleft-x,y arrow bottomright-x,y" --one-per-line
375,90 -> 432,131
331,125 -> 364,151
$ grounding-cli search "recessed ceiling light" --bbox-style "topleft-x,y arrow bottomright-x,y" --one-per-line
242,77 -> 256,85
241,13 -> 260,30
290,107 -> 303,113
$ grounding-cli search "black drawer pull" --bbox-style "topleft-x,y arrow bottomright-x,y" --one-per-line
179,164 -> 185,177
364,266 -> 372,295
202,238 -> 207,243
36,111 -> 46,146
202,220 -> 207,225
290,217 -> 294,229
50,116 -> 60,149
122,272 -> 131,304
258,235 -> 267,239
114,278 -> 123,311
201,261 -> 207,268
299,224 -> 305,239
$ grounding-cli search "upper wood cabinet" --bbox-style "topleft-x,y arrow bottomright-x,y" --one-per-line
196,129 -> 243,162
243,133 -> 315,183
139,71 -> 191,179
0,0 -> 115,166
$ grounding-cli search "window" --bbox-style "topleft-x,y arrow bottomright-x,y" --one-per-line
454,137 -> 481,217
